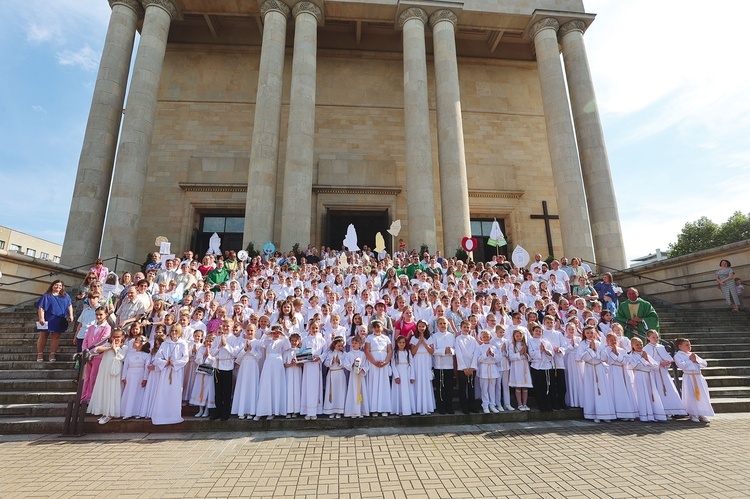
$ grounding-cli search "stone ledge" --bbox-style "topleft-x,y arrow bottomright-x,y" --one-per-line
312,185 -> 402,196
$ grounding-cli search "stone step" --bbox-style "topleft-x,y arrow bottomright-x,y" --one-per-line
683,375 -> 750,388
0,338 -> 80,348
0,368 -> 77,380
0,403 -> 69,418
707,398 -> 750,413
0,379 -> 78,392
707,386 -> 750,398
702,357 -> 750,367
678,343 -> 750,352
0,353 -> 76,362
0,360 -> 76,370
0,391 -> 76,404
684,366 -> 750,377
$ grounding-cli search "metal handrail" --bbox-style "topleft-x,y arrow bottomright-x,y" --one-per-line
583,258 -> 695,289
0,255 -> 144,289
63,352 -> 88,436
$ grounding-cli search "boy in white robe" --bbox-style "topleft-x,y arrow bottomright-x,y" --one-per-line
673,338 -> 715,423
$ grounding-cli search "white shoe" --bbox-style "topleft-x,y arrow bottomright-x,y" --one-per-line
329,415 -> 335,419
286,414 -> 292,419
483,407 -> 490,414
238,414 -> 246,420
505,405 -> 515,411
202,411 -> 209,418
304,415 -> 311,420
253,415 -> 261,421
521,405 -> 531,411
381,412 -> 389,417
489,406 -> 500,413
98,416 -> 111,425
690,416 -> 700,423
698,416 -> 710,422
310,415 -> 317,420
267,415 -> 274,420
335,414 -> 341,419
195,411 -> 204,418
593,419 -> 601,423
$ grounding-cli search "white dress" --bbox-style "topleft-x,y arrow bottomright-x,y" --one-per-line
602,346 -> 638,420
183,341 -> 200,402
409,336 -> 435,415
256,335 -> 291,417
627,352 -> 667,422
674,351 -> 715,417
285,350 -> 303,415
323,351 -> 347,415
189,346 -> 215,408
576,340 -> 616,421
390,350 -> 415,416
120,350 -> 148,418
643,343 -> 687,416
151,339 -> 189,425
88,345 -> 128,418
231,339 -> 263,417
138,354 -> 161,418
300,333 -> 327,416
563,336 -> 584,408
490,337 -> 512,408
366,334 -> 392,413
343,350 -> 370,417
508,342 -> 532,388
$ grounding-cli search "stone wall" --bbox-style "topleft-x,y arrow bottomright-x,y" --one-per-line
613,240 -> 750,309
138,44 -> 562,258
0,251 -> 88,309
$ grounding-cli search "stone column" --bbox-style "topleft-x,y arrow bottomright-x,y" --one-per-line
529,18 -> 595,262
399,8 -> 438,252
279,2 -> 322,251
559,21 -> 627,270
61,0 -> 142,267
243,0 -> 290,249
100,0 -> 177,262
430,10 -> 472,255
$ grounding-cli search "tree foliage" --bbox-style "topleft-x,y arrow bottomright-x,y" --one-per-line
668,212 -> 750,258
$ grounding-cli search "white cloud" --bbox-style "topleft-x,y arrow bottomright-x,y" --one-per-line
31,105 -> 45,113
57,45 -> 99,71
25,22 -> 60,44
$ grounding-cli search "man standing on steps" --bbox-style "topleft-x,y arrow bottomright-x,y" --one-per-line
614,288 -> 659,338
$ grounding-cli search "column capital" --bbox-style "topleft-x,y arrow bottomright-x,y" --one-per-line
140,0 -> 177,20
261,0 -> 291,19
292,1 -> 323,24
529,17 -> 559,39
429,9 -> 457,29
559,20 -> 587,38
109,0 -> 144,17
399,7 -> 428,27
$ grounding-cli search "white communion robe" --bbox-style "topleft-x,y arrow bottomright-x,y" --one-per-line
409,336 -> 435,415
576,340 -> 616,421
644,343 -> 687,416
390,350 -> 415,416
151,339 -> 189,425
231,338 -> 263,417
343,350 -> 370,417
366,333 -> 392,413
627,351 -> 667,422
120,350 -> 148,418
674,351 -> 715,418
256,335 -> 291,417
300,333 -> 327,416
602,345 -> 638,420
189,346 -> 215,408
323,350 -> 347,415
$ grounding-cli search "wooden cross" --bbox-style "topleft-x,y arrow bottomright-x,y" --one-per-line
530,200 -> 559,257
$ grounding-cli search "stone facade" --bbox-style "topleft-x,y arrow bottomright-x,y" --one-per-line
64,0 -> 627,269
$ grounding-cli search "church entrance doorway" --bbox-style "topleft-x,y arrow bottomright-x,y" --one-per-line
325,209 -> 390,253
194,214 -> 245,256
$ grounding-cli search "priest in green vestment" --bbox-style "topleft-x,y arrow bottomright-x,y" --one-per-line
614,288 -> 660,337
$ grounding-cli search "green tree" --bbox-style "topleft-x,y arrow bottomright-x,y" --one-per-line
667,216 -> 719,257
667,212 -> 750,258
716,211 -> 750,246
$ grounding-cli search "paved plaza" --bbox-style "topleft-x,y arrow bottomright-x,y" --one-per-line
2,415 -> 749,498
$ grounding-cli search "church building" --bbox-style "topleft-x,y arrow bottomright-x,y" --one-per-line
61,0 -> 626,268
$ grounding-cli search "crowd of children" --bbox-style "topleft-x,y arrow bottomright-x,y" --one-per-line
75,249 -> 714,425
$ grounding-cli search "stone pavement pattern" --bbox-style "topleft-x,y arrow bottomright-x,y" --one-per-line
2,415 -> 750,498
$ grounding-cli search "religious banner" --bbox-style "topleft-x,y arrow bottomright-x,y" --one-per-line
488,220 -> 507,247
511,245 -> 530,268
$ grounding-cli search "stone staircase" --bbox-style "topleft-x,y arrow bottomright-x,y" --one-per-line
0,302 -> 747,435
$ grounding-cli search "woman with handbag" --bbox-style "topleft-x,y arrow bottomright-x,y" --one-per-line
36,280 -> 74,362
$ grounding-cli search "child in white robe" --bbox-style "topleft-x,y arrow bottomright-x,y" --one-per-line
232,324 -> 262,420
365,319 -> 393,416
390,336 -> 415,416
491,324 -> 513,411
120,335 -> 149,419
190,334 -> 216,417
323,337 -> 347,418
343,335 -> 369,418
508,329 -> 532,410
611,323 -> 631,353
673,338 -> 715,423
475,330 -> 501,413
409,320 -> 435,415
563,322 -> 583,408
151,325 -> 189,425
183,328 -> 204,405
256,325 -> 292,420
576,326 -> 616,423
300,321 -> 327,420
628,337 -> 667,422
284,333 -> 304,418
138,334 -> 164,418
602,333 -> 637,421
87,330 -> 128,424
644,330 -> 687,417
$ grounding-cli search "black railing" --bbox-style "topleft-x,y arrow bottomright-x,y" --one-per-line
0,255 -> 143,289
62,353 -> 88,436
582,258 -> 695,290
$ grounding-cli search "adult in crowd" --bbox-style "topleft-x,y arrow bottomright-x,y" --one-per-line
716,259 -> 741,312
614,287 -> 659,337
570,276 -> 598,306
89,258 -> 109,282
36,280 -> 73,362
116,287 -> 146,331
206,259 -> 230,288
594,272 -> 622,313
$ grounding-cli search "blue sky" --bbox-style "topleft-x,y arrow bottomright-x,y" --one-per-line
0,0 -> 747,265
